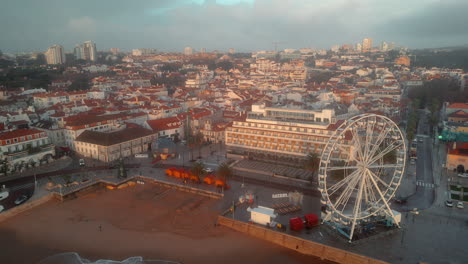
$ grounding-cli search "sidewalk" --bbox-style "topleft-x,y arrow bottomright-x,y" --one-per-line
0,156 -> 73,183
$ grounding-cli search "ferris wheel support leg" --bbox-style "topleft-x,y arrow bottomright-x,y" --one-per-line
348,173 -> 366,243
367,170 -> 401,228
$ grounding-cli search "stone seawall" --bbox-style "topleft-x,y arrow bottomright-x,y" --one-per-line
217,216 -> 388,264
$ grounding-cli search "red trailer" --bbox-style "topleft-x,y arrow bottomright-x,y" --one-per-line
303,213 -> 319,228
289,217 -> 304,231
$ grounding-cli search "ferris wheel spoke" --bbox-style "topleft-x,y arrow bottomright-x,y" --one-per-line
368,142 -> 402,165
365,176 -> 378,204
365,123 -> 391,163
349,170 -> 367,241
334,172 -> 361,211
350,126 -> 365,162
367,169 -> 391,190
328,169 -> 361,196
327,165 -> 359,171
362,116 -> 377,162
366,163 -> 404,169
367,169 -> 396,217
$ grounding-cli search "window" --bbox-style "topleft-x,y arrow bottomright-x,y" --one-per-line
6,140 -> 10,144
14,138 -> 18,143
27,135 -> 32,140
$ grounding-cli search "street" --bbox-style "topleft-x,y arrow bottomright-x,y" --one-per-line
394,110 -> 435,211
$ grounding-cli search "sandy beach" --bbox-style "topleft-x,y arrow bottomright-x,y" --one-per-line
0,184 -> 332,264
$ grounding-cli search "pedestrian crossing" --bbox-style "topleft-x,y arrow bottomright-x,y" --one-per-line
416,180 -> 434,188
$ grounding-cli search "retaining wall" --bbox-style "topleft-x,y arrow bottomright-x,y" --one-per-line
0,193 -> 58,223
136,176 -> 223,199
217,216 -> 388,264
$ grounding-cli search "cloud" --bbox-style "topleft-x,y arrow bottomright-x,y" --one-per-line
1,0 -> 468,52
68,16 -> 96,34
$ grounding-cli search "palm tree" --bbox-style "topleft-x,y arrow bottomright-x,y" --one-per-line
216,162 -> 233,183
191,161 -> 206,179
304,152 -> 320,178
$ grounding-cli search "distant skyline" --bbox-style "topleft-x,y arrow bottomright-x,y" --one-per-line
1,0 -> 468,53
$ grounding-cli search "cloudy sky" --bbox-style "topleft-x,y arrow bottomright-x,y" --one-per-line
1,0 -> 468,53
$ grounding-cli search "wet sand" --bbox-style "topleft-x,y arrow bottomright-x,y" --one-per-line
0,184 -> 332,264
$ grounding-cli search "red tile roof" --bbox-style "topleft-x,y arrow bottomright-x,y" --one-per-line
146,117 -> 182,131
447,103 -> 468,110
0,128 -> 45,141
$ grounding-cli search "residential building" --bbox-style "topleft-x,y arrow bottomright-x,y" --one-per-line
144,116 -> 184,140
32,120 -> 66,147
84,41 -> 97,61
362,38 -> 373,52
75,41 -> 97,61
395,56 -> 410,66
110,48 -> 120,54
33,91 -> 88,109
380,41 -> 389,52
45,45 -> 65,65
75,126 -> 157,162
0,129 -> 55,171
63,112 -> 148,150
184,46 -> 193,56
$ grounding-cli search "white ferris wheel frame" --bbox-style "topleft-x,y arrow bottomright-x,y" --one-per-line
318,113 -> 407,242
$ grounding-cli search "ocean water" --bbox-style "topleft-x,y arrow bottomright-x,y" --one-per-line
37,252 -> 180,264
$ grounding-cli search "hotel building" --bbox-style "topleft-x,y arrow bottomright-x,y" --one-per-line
225,103 -> 350,163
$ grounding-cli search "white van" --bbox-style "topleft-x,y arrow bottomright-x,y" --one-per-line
135,153 -> 149,158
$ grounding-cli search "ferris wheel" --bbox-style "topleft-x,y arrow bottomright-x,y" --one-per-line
318,114 -> 406,242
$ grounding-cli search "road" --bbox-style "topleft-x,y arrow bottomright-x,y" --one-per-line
395,109 -> 435,211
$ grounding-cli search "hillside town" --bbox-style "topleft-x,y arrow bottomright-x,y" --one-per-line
1,38 -> 468,264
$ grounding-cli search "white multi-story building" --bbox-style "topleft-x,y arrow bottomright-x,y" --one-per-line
225,103 -> 349,162
83,41 -> 97,61
0,129 -> 55,172
184,46 -> 193,56
33,91 -> 88,109
63,112 -> 148,150
362,38 -> 373,51
45,45 -> 65,65
74,41 -> 97,61
75,126 -> 157,162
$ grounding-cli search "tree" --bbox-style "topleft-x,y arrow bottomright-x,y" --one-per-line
0,158 -> 10,175
190,131 -> 205,159
304,152 -> 320,175
216,60 -> 234,71
191,161 -> 206,179
69,74 -> 90,91
216,162 -> 233,182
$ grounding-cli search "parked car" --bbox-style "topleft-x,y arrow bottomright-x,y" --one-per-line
0,190 -> 9,201
205,168 -> 214,173
394,197 -> 407,204
445,200 -> 454,207
79,159 -> 85,167
135,153 -> 149,158
0,205 -> 4,212
457,201 -> 464,209
457,173 -> 468,178
418,138 -> 423,143
14,194 -> 29,205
